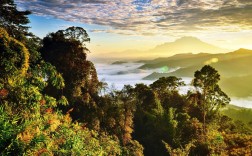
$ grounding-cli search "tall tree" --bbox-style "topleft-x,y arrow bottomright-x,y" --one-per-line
0,0 -> 31,39
0,28 -> 124,156
192,65 -> 230,135
150,76 -> 185,94
150,76 -> 186,111
40,27 -> 99,123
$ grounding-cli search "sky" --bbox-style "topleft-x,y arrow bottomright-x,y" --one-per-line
15,0 -> 252,55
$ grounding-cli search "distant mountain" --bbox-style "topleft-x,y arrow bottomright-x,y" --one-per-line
148,36 -> 229,55
142,48 -> 252,79
220,74 -> 252,97
90,37 -> 230,62
111,61 -> 128,65
229,48 -> 252,55
142,48 -> 252,98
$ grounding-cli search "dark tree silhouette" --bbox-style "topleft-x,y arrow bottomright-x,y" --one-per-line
40,27 -> 99,122
0,0 -> 31,39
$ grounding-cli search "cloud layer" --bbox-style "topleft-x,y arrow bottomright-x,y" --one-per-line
15,0 -> 252,35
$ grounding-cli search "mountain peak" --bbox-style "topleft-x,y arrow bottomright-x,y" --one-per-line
232,48 -> 252,54
151,36 -> 229,55
175,36 -> 201,43
236,48 -> 251,51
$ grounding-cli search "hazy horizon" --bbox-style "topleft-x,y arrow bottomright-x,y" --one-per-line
15,0 -> 252,57
13,0 -> 252,108
94,62 -> 252,108
88,36 -> 239,61
2,1 -> 252,155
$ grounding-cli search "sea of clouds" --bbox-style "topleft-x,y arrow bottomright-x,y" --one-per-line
94,62 -> 252,108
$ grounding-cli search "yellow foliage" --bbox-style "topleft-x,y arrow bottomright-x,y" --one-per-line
35,148 -> 53,156
125,126 -> 133,133
0,27 -> 30,76
18,131 -> 33,144
45,113 -> 61,132
0,28 -> 10,44
49,118 -> 61,132
223,133 -> 252,156
35,126 -> 40,135
64,113 -> 72,123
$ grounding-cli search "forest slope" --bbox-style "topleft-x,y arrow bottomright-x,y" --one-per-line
142,49 -> 252,98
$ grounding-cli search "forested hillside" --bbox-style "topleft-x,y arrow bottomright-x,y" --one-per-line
0,1 -> 252,155
142,48 -> 252,79
141,49 -> 252,98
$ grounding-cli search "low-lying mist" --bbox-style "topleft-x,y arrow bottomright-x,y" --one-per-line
94,62 -> 252,108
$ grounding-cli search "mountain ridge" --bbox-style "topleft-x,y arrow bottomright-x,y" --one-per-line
141,48 -> 252,98
142,48 -> 252,79
148,36 -> 229,55
89,36 -> 230,61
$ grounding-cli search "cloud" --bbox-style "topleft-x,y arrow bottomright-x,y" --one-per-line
15,0 -> 252,35
89,29 -> 107,33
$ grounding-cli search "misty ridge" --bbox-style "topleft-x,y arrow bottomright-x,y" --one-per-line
1,0 -> 252,155
141,48 -> 252,98
89,36 -> 230,61
93,37 -> 252,108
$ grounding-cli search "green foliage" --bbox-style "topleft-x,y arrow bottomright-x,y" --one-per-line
0,27 -> 125,156
58,26 -> 90,46
2,25 -> 250,155
0,0 -> 31,39
132,66 -> 252,156
163,140 -> 195,156
192,65 -> 230,133
40,27 -> 99,122
58,96 -> 69,106
142,48 -> 252,79
1,2 -> 251,155
39,27 -> 144,155
0,108 -> 123,155
222,133 -> 252,156
93,85 -> 144,155
0,106 -> 23,152
0,28 -> 29,77
134,83 -> 163,115
150,76 -> 185,93
17,112 -> 122,156
222,105 -> 252,129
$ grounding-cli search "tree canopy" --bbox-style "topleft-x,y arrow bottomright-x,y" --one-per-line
40,27 -> 99,122
0,0 -> 31,39
0,1 -> 251,155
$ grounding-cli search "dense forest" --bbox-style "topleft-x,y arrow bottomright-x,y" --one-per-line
0,1 -> 252,155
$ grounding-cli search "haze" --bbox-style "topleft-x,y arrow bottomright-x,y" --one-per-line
15,0 -> 252,57
14,0 -> 252,108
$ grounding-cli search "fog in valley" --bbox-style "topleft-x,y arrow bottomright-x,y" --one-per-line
94,62 -> 252,108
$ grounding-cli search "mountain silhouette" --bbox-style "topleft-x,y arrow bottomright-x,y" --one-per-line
149,36 -> 229,55
142,48 -> 252,78
89,36 -> 230,61
141,48 -> 252,97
